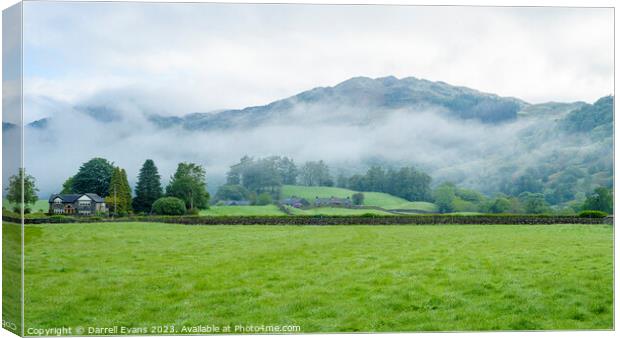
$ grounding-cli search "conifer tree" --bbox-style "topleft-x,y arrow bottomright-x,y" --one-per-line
132,159 -> 163,212
105,167 -> 132,215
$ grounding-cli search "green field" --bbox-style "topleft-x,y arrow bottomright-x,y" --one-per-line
2,223 -> 22,335
281,185 -> 438,211
200,205 -> 286,216
4,199 -> 49,213
23,222 -> 612,332
285,207 -> 393,216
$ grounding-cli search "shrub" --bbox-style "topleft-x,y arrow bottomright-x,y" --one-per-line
49,215 -> 71,223
578,210 -> 608,218
186,208 -> 200,216
352,193 -> 364,206
115,211 -> 128,217
255,192 -> 272,206
152,197 -> 187,215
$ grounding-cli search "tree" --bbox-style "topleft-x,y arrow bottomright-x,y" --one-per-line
336,173 -> 349,188
214,184 -> 252,202
299,161 -> 332,186
519,192 -> 550,214
433,183 -> 456,213
132,159 -> 163,213
346,166 -> 432,202
6,168 -> 39,213
582,187 -> 613,214
255,192 -> 273,205
166,162 -> 210,210
352,192 -> 364,206
105,167 -> 132,215
365,166 -> 386,192
60,176 -> 74,194
275,156 -> 298,185
243,158 -> 281,194
507,169 -> 544,196
72,158 -> 115,196
348,174 -> 367,191
227,155 -> 253,185
388,167 -> 432,201
226,156 -> 286,198
489,197 -> 511,213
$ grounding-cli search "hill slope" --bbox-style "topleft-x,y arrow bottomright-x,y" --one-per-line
281,185 -> 438,212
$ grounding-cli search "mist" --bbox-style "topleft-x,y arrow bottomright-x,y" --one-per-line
20,91 -> 595,199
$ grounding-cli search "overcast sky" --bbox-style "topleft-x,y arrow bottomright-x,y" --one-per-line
22,2 -> 614,121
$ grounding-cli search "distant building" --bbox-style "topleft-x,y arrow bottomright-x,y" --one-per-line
222,200 -> 251,206
314,196 -> 352,207
280,197 -> 309,208
49,193 -> 107,216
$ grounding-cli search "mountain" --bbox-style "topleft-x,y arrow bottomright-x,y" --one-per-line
560,95 -> 613,137
148,76 -> 529,130
20,75 -> 613,208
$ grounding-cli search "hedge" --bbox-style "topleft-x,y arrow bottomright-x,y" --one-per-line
4,214 -> 613,225
578,210 -> 609,218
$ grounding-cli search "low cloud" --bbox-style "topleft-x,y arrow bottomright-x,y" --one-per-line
21,93 -> 592,198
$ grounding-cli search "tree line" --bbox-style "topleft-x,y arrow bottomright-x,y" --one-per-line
215,156 -> 434,204
4,155 -> 614,216
58,158 -> 209,215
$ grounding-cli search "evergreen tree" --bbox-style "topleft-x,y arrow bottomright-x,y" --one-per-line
132,159 -> 163,212
105,167 -> 132,215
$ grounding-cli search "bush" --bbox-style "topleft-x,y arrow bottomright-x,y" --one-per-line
49,215 -> 71,223
578,210 -> 608,218
352,193 -> 364,206
255,192 -> 272,206
186,208 -> 200,215
214,184 -> 252,202
152,197 -> 187,215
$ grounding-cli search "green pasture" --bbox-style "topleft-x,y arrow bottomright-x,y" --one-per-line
281,185 -> 438,211
199,205 -> 286,216
22,222 -> 612,332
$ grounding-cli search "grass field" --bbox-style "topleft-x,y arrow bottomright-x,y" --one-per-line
200,205 -> 286,216
285,207 -> 393,216
3,199 -> 49,213
23,222 -> 612,332
2,222 -> 22,335
281,185 -> 438,211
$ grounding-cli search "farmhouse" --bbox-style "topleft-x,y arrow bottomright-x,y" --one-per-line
48,193 -> 107,216
314,196 -> 352,207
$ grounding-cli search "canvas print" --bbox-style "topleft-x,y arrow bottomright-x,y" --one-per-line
2,2 -> 614,336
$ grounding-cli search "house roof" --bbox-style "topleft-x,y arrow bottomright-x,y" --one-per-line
281,198 -> 305,203
49,193 -> 105,203
84,193 -> 105,203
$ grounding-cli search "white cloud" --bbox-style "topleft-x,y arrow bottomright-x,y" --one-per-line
21,3 -> 613,122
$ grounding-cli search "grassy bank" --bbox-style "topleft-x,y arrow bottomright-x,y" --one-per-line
23,222 -> 612,332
